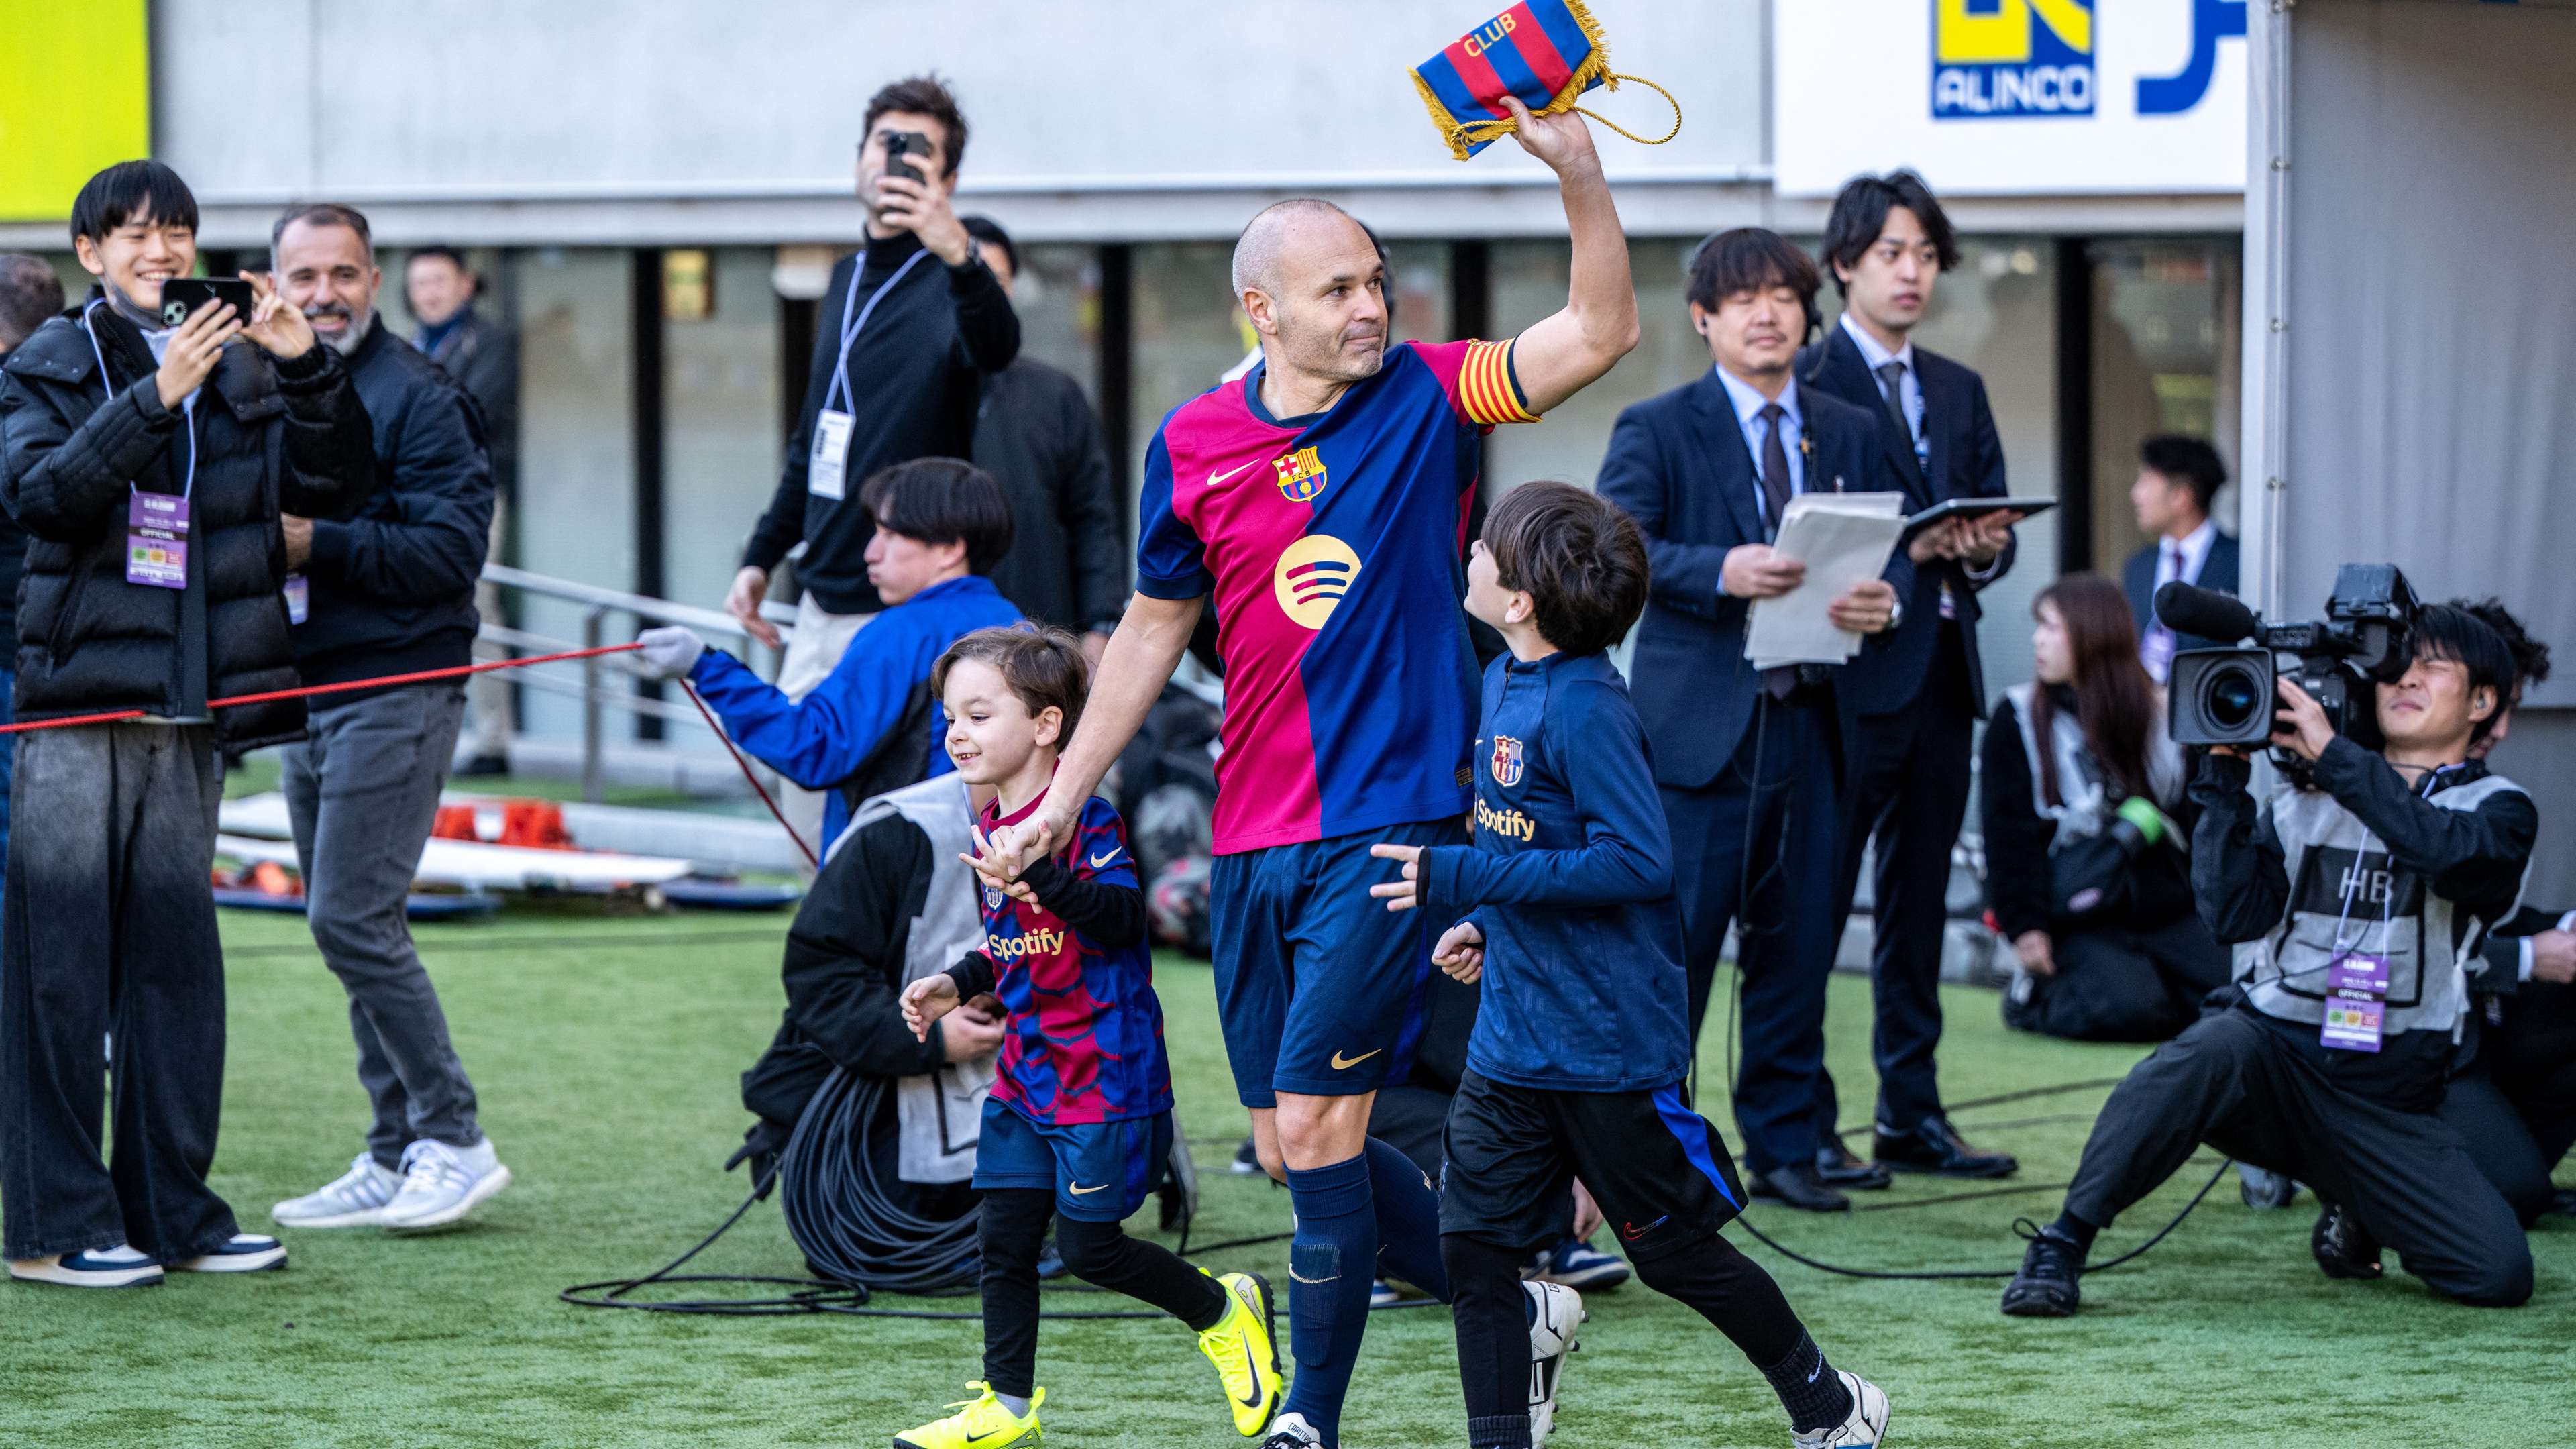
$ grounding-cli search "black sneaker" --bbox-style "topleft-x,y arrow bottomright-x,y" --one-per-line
2000,1225 -> 2084,1317
2311,1203 -> 2383,1281
1230,1138 -> 1262,1176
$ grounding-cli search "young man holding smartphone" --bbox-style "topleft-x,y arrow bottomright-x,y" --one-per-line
0,160 -> 376,1288
728,74 -> 1020,857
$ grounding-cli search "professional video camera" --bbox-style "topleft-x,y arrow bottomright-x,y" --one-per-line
2158,564 -> 2420,766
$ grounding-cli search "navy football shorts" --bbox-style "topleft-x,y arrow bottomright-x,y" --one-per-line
1206,818 -> 1464,1107
971,1096 -> 1172,1222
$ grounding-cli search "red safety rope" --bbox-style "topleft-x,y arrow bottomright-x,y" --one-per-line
680,679 -> 820,870
3,637 -> 822,870
0,643 -> 646,734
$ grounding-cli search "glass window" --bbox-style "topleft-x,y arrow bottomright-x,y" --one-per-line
1010,243 -> 1102,398
2086,240 -> 2241,575
662,248 -> 783,737
1485,238 -> 1702,501
504,248 -> 635,744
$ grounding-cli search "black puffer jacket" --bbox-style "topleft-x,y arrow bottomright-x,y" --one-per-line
0,296 -> 376,749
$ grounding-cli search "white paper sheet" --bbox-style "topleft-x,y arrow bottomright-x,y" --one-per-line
1745,492 -> 1909,668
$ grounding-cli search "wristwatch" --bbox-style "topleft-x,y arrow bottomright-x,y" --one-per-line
1884,597 -> 1905,634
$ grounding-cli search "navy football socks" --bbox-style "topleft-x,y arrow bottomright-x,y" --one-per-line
1283,1153 -> 1377,1442
1364,1136 -> 1450,1301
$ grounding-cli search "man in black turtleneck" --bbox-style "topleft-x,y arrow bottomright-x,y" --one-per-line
728,74 -> 1020,853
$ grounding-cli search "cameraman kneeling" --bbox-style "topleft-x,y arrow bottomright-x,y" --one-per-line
2004,605 -> 2536,1316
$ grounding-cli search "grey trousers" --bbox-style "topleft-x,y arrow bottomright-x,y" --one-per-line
282,684 -> 482,1169
1,723 -> 235,1261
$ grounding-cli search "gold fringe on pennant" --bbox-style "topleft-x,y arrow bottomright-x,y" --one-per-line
1410,0 -> 1680,162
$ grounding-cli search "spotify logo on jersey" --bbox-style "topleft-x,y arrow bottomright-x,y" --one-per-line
1272,535 -> 1362,631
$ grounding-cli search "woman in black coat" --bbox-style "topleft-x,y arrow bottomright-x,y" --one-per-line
1984,573 -> 2228,1042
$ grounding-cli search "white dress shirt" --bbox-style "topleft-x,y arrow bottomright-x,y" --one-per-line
1713,364 -> 1806,523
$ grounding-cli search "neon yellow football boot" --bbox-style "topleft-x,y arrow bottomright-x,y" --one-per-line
1195,1270 -> 1285,1436
891,1382 -> 1042,1449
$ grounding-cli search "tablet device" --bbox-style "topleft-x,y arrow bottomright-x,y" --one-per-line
1902,496 -> 2057,533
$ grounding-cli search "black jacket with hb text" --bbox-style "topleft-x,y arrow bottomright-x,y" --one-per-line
0,295 -> 376,749
1797,324 -> 2014,716
292,317 -> 494,696
743,231 -> 1019,615
974,357 -> 1126,635
1595,368 -> 1910,790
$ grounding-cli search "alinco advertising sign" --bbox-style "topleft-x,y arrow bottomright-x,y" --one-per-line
1776,0 -> 2247,197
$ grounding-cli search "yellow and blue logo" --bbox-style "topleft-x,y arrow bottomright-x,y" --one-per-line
1489,735 -> 1525,788
1932,0 -> 2094,119
1274,445 -> 1329,503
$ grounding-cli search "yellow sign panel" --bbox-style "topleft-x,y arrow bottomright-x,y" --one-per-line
0,1 -> 154,223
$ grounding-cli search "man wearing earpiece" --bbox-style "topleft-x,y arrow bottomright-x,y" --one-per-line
1597,228 -> 1909,1215
2004,603 -> 2537,1316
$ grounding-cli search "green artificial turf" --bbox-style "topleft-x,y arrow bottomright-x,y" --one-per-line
2,910 -> 2564,1447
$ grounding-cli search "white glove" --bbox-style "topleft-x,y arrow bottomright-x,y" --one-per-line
635,626 -> 707,682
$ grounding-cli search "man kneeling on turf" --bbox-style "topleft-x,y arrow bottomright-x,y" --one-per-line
2004,604 -> 2537,1316
900,626 -> 1283,1446
1375,484 -> 1890,1449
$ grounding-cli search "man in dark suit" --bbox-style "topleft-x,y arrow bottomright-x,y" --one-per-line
2122,434 -> 2240,680
1800,172 -> 2018,1183
1599,229 -> 1908,1213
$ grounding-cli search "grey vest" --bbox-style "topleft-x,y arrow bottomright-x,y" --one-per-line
830,774 -> 996,1185
2004,681 -> 2185,853
2236,771 -> 2529,1042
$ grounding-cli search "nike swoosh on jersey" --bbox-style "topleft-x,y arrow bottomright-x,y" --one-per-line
1089,849 -> 1120,869
1067,1181 -> 1108,1195
1330,1049 -> 1383,1071
1205,458 -> 1263,488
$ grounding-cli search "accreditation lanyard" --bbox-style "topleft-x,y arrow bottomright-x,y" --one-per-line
85,302 -> 195,590
2314,765 -> 2456,1053
809,248 -> 931,502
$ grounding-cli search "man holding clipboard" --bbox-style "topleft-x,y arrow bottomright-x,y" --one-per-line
1799,172 -> 2027,1186
1598,228 -> 1908,1214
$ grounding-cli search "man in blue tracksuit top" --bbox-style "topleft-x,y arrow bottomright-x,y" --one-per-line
1369,483 -> 1889,1449
635,458 -> 1022,849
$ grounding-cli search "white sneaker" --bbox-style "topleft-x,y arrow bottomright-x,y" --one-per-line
1258,1411 -> 1324,1449
1792,1370 -> 1890,1449
380,1138 -> 511,1230
1525,1279 -> 1585,1442
171,1234 -> 289,1273
272,1154 -> 402,1228
7,1244 -> 163,1288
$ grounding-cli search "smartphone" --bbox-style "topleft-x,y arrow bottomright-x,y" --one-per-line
884,130 -> 926,185
158,278 -> 257,331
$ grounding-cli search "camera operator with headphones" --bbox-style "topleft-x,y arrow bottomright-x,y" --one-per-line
2003,603 -> 2536,1316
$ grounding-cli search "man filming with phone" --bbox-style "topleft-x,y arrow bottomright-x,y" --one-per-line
2001,603 -> 2537,1318
730,74 -> 1019,856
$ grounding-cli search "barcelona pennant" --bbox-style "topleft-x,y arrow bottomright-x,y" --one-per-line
1411,1 -> 1681,162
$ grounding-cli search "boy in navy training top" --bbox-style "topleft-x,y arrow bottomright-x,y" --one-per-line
900,625 -> 1283,1448
1371,484 -> 1891,1449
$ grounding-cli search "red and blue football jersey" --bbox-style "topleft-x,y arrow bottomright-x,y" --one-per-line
1136,339 -> 1540,854
973,792 -> 1171,1126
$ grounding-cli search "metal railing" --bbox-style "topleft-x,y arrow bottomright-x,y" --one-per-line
476,562 -> 798,802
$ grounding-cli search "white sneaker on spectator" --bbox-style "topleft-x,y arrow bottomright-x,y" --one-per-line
8,1244 -> 163,1288
381,1138 -> 511,1230
172,1234 -> 288,1273
272,1153 -> 402,1228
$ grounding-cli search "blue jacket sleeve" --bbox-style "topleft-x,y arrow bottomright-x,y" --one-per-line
686,622 -> 919,790
1419,683 -> 1673,915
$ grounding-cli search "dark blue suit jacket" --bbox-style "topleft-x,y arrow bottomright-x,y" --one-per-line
1795,325 -> 2013,716
2123,529 -> 2242,653
1597,370 -> 1909,792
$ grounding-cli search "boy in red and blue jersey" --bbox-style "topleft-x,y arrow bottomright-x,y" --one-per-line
977,99 -> 1640,1449
1373,484 -> 1891,1449
900,626 -> 1282,1449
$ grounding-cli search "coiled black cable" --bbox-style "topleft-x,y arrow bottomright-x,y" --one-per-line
778,1070 -> 980,1295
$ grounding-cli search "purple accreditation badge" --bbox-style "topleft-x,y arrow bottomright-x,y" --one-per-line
127,491 -> 189,590
2320,994 -> 2386,1053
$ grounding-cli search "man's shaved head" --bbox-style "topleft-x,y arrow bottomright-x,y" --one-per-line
1231,198 -> 1363,301
1231,198 -> 1389,391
